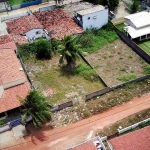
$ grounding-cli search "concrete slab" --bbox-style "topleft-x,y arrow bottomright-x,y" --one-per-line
0,22 -> 8,35
12,124 -> 28,140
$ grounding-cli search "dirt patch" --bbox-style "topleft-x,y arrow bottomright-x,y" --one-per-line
85,39 -> 148,87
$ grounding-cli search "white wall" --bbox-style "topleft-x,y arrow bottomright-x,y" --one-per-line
82,9 -> 108,30
25,29 -> 45,41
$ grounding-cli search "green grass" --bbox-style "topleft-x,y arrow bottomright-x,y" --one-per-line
117,74 -> 137,82
8,0 -> 24,5
77,23 -> 118,53
137,40 -> 150,55
115,23 -> 125,31
144,65 -> 150,75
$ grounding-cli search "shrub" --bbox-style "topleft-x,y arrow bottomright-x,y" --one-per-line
35,39 -> 52,59
0,120 -> 4,126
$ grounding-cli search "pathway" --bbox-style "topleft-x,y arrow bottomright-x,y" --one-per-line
1,93 -> 150,150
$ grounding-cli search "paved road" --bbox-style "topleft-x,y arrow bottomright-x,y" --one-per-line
1,93 -> 150,150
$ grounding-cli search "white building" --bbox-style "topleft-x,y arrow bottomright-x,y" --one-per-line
74,5 -> 108,30
124,11 -> 150,41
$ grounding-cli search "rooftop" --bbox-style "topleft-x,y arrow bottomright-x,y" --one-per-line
0,41 -> 30,113
77,5 -> 105,16
0,34 -> 13,45
110,126 -> 150,150
6,15 -> 43,35
125,12 -> 150,28
35,9 -> 84,40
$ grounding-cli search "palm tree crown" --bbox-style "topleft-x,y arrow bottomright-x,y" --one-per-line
20,90 -> 53,128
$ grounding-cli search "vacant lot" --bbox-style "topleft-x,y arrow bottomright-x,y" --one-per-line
23,55 -> 104,105
85,39 -> 148,87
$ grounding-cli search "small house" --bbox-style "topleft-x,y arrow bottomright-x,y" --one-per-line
74,5 -> 108,30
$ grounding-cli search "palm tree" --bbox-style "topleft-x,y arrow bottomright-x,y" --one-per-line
58,35 -> 81,70
19,90 -> 53,128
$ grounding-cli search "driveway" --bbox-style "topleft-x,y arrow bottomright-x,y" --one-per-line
1,93 -> 150,150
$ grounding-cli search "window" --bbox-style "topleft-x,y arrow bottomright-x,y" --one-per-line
36,31 -> 41,34
88,17 -> 90,20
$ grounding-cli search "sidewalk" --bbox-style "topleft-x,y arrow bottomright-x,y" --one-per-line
0,0 -> 81,18
1,93 -> 150,150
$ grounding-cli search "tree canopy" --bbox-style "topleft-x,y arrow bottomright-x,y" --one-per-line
19,90 -> 53,128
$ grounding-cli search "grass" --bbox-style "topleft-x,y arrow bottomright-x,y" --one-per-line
8,0 -> 24,5
144,65 -> 150,75
98,108 -> 150,137
77,23 -> 118,53
136,39 -> 150,55
117,74 -> 137,82
115,23 -> 125,31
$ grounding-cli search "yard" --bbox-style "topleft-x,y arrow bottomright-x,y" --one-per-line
137,39 -> 150,55
85,39 -> 148,87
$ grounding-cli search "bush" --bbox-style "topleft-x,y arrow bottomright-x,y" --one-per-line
0,120 -> 4,126
35,39 -> 52,59
51,39 -> 62,51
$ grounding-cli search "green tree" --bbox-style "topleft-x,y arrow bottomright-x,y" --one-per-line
19,90 -> 53,128
108,0 -> 119,9
35,39 -> 52,59
58,35 -> 81,70
126,0 -> 141,14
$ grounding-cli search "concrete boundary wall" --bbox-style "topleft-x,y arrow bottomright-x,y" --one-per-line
0,123 -> 11,133
118,118 -> 150,134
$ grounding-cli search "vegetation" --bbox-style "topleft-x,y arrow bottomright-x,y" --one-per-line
18,39 -> 52,61
35,39 -> 52,59
8,0 -> 35,5
0,120 -> 4,126
58,35 -> 81,70
144,65 -> 150,75
19,90 -> 53,128
77,23 -> 118,53
125,0 -> 142,14
137,40 -> 150,55
117,74 -> 137,82
98,108 -> 150,137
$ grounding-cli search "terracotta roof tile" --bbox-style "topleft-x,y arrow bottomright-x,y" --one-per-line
35,9 -> 84,40
13,35 -> 28,45
110,126 -> 150,150
71,142 -> 97,150
0,41 -> 30,113
0,34 -> 13,45
6,15 -> 43,35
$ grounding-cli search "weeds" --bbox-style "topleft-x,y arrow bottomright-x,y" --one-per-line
144,65 -> 150,75
117,74 -> 137,82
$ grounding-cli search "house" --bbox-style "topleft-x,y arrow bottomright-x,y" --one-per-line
124,11 -> 150,41
6,15 -> 50,42
0,35 -> 30,119
35,9 -> 84,40
68,136 -> 106,150
74,5 -> 108,30
109,126 -> 150,150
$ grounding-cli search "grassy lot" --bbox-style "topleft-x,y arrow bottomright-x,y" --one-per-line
85,39 -> 148,86
8,0 -> 24,5
20,53 -> 104,105
137,39 -> 150,55
98,108 -> 150,137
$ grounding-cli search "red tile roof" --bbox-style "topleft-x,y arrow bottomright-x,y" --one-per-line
6,15 -> 43,35
110,126 -> 150,150
0,41 -> 30,113
0,34 -> 13,45
71,142 -> 97,150
35,9 -> 84,40
13,35 -> 28,45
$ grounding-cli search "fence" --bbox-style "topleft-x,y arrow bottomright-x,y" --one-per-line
39,5 -> 56,12
51,101 -> 73,112
114,27 -> 150,64
20,0 -> 42,8
79,53 -> 108,87
118,118 -> 150,134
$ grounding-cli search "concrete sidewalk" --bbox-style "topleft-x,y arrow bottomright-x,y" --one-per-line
0,0 -> 81,19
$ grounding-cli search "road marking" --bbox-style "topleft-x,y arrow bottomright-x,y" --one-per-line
87,131 -> 93,140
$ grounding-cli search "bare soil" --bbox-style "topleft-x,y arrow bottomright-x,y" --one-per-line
85,39 -> 148,87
